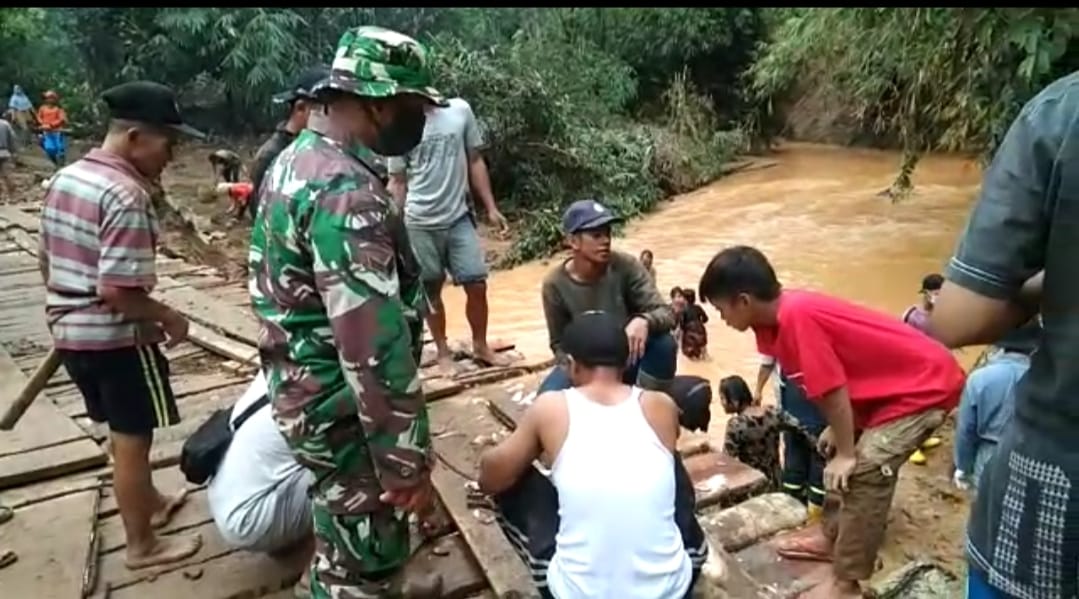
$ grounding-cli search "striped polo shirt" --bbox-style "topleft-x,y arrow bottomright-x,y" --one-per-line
41,148 -> 164,350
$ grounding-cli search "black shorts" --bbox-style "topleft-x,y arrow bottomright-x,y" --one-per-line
59,344 -> 180,436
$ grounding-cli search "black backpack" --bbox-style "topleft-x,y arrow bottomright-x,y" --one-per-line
180,395 -> 270,485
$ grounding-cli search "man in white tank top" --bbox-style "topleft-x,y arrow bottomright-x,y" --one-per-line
478,311 -> 708,598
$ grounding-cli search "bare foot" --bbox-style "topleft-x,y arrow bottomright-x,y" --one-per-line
472,344 -> 511,367
125,533 -> 202,570
435,354 -> 461,376
799,576 -> 863,598
151,488 -> 189,529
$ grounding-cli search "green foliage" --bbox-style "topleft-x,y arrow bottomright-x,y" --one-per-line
430,28 -> 742,266
0,8 -> 753,262
749,8 -> 1079,159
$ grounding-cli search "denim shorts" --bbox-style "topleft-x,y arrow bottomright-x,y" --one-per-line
407,214 -> 488,286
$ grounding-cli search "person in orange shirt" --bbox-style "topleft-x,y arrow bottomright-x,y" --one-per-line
36,90 -> 68,167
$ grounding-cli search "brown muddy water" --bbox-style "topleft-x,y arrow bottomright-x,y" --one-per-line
438,142 -> 984,437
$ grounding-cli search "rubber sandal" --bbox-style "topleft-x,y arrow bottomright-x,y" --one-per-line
908,449 -> 928,465
776,535 -> 833,562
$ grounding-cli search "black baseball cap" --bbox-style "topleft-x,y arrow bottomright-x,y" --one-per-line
561,311 -> 629,368
101,81 -> 205,139
920,273 -> 944,292
562,199 -> 621,235
273,65 -> 331,104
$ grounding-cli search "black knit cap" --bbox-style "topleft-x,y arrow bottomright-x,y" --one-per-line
562,311 -> 629,368
101,81 -> 205,139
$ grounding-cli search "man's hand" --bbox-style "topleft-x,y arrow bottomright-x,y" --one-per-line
817,426 -> 835,458
824,453 -> 856,493
625,316 -> 650,365
953,469 -> 970,491
487,209 -> 509,233
160,309 -> 190,349
380,475 -> 434,515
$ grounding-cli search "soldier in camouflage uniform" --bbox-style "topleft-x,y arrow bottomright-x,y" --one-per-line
248,26 -> 446,598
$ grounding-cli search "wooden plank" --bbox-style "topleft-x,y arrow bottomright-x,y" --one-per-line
0,466 -> 110,509
428,395 -> 538,598
0,490 -> 98,599
156,277 -> 259,346
0,250 -> 40,275
0,347 -> 103,458
187,322 -> 258,364
0,438 -> 107,489
98,521 -> 251,592
0,205 -> 41,231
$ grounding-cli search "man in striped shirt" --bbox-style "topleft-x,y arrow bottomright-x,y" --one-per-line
40,81 -> 205,570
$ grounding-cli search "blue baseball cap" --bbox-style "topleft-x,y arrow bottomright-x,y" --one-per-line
562,199 -> 621,234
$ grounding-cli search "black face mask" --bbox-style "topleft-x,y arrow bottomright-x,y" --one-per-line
370,104 -> 426,156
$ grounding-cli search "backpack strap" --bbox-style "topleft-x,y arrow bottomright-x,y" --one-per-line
233,395 -> 270,431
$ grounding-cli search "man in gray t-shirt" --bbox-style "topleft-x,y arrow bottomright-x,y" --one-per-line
387,97 -> 510,370
930,71 -> 1079,598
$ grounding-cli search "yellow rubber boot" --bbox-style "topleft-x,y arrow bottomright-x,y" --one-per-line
806,503 -> 823,524
921,436 -> 942,450
909,449 -> 928,465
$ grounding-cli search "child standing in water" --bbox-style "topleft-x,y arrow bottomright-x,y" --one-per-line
639,249 -> 656,283
680,289 -> 709,360
720,375 -> 817,490
670,287 -> 686,342
901,273 -> 943,333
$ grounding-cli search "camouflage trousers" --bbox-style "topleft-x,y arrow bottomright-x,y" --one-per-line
281,414 -> 412,598
308,497 -> 411,598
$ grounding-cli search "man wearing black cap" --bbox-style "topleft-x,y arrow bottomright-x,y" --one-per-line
479,311 -> 708,598
247,65 -> 329,219
539,199 -> 678,394
40,80 -> 204,570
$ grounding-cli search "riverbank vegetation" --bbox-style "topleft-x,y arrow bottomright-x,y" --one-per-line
2,8 -> 1078,259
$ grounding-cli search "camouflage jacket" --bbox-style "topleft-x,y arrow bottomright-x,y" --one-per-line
249,128 -> 430,503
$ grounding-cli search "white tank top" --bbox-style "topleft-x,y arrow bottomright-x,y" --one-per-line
546,386 -> 692,599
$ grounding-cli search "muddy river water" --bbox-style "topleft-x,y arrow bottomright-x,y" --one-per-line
438,142 -> 985,433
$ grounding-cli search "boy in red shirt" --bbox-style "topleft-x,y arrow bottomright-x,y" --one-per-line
697,245 -> 965,599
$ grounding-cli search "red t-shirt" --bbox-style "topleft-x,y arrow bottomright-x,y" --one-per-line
755,290 -> 965,429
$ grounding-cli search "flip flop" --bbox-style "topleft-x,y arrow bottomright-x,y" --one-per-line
0,506 -> 12,526
0,549 -> 17,570
775,535 -> 833,562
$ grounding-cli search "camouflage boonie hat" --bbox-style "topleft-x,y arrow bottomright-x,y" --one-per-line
314,26 -> 446,106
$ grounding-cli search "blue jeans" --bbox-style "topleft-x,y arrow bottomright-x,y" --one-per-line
967,567 -> 1016,598
538,332 -> 678,393
41,131 -> 66,165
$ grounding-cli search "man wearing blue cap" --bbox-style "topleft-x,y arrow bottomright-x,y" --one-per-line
539,199 -> 678,393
